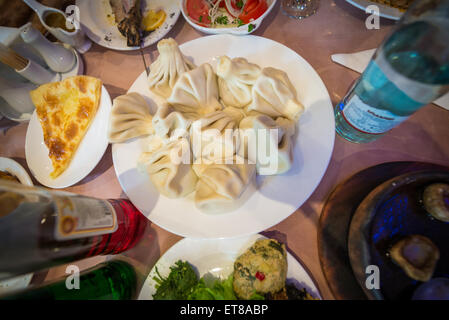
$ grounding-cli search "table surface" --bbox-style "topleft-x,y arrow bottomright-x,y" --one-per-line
1,0 -> 449,300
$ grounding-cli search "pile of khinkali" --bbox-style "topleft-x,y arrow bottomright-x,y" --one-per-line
108,39 -> 305,214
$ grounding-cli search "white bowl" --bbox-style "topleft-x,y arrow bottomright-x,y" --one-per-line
0,157 -> 34,294
181,0 -> 277,35
0,157 -> 33,186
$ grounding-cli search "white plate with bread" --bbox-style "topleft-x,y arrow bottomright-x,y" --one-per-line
25,79 -> 112,189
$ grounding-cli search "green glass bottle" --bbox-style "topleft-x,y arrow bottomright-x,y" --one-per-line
2,260 -> 136,300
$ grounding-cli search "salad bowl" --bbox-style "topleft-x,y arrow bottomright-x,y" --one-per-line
181,0 -> 277,35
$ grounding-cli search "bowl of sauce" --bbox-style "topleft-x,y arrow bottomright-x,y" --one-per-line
44,12 -> 75,33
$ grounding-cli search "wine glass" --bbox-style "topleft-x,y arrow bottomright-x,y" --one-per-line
281,0 -> 320,19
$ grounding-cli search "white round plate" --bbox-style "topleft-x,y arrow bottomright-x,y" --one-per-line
0,157 -> 34,293
113,34 -> 335,239
0,157 -> 33,186
0,274 -> 33,296
77,0 -> 181,51
345,0 -> 404,21
181,0 -> 277,35
138,234 -> 321,300
25,85 -> 112,189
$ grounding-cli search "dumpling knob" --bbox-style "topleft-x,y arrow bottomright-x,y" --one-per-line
217,56 -> 261,108
389,235 -> 440,282
412,278 -> 449,300
147,38 -> 195,99
422,183 -> 449,223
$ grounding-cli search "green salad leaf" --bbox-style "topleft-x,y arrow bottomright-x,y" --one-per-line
188,275 -> 237,300
249,292 -> 265,300
152,260 -> 268,300
152,260 -> 198,300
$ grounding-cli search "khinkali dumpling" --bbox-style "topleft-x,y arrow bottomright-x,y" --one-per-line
108,92 -> 154,143
239,114 -> 296,175
190,107 -> 245,163
247,67 -> 304,121
138,138 -> 197,198
167,63 -> 222,115
148,38 -> 195,98
193,157 -> 255,213
152,104 -> 198,140
217,56 -> 261,108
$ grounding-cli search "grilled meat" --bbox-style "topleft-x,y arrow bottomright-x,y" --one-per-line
109,0 -> 143,47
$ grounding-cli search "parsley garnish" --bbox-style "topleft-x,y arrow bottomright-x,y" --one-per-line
199,15 -> 203,22
215,15 -> 229,25
236,0 -> 244,9
236,18 -> 245,27
248,23 -> 255,32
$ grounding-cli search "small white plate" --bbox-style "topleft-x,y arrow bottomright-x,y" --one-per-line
0,157 -> 33,186
77,0 -> 181,51
181,0 -> 277,35
0,274 -> 33,296
0,157 -> 34,294
25,85 -> 112,189
113,35 -> 335,239
138,234 -> 321,300
345,0 -> 404,21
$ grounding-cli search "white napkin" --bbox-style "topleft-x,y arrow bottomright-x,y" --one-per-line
331,49 -> 449,111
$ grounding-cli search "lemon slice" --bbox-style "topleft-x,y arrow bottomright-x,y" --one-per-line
142,10 -> 166,32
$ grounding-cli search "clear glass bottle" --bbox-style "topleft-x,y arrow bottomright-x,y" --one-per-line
0,181 -> 148,281
335,0 -> 449,143
1,260 -> 137,300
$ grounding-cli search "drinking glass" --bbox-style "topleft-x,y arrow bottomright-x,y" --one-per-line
281,0 -> 320,19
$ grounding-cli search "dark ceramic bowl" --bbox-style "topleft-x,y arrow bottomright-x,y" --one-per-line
348,170 -> 449,300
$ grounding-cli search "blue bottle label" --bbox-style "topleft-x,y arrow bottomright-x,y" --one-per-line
342,94 -> 409,134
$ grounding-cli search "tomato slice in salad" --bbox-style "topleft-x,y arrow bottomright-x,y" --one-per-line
186,0 -> 211,26
214,0 -> 241,9
238,0 -> 268,24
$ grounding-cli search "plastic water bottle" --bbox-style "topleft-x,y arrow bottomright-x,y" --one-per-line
0,181 -> 148,281
335,0 -> 449,143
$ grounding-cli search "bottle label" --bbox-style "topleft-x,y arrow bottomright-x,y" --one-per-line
53,196 -> 118,241
342,95 -> 409,134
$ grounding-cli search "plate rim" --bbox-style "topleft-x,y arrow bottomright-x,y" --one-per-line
76,0 -> 181,51
0,157 -> 33,186
25,84 -> 112,189
138,234 -> 322,300
345,0 -> 403,21
113,34 -> 335,239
